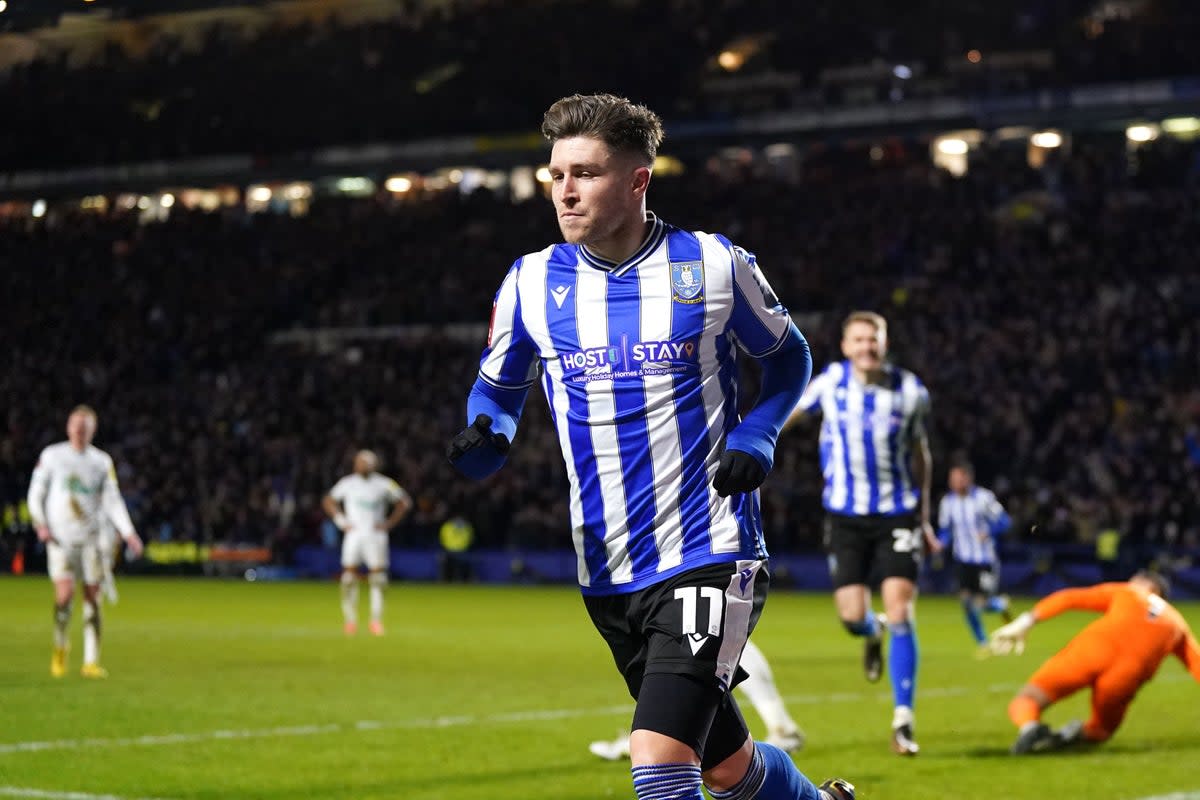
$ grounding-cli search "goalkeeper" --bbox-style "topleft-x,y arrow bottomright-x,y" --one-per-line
990,571 -> 1200,754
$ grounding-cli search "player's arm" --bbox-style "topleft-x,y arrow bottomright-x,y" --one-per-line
936,497 -> 952,552
381,485 -> 412,530
27,449 -> 53,542
909,403 -> 940,553
321,492 -> 349,531
1174,628 -> 1200,682
991,584 -> 1121,654
448,260 -> 537,481
783,366 -> 828,431
100,456 -> 142,558
986,491 -> 1012,537
1032,584 -> 1120,620
717,241 -> 811,496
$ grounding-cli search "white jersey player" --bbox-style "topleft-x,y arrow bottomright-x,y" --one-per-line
322,450 -> 412,636
27,406 -> 144,678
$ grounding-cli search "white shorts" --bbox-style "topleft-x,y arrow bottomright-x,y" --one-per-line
341,530 -> 389,571
47,541 -> 103,585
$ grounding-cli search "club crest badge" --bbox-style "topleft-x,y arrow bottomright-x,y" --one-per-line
671,261 -> 704,304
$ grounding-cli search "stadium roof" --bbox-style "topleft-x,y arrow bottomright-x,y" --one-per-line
0,0 -> 412,34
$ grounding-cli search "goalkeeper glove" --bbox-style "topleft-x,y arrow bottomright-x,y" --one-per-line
990,611 -> 1036,655
446,414 -> 511,474
712,449 -> 767,498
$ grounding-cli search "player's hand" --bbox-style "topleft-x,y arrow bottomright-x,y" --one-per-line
990,611 -> 1035,655
122,531 -> 144,559
712,449 -> 766,498
35,524 -> 52,543
446,414 -> 511,463
922,521 -> 943,554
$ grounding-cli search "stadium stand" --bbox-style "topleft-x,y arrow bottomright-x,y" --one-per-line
2,0 -> 1200,169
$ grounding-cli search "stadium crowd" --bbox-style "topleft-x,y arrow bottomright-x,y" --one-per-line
3,0 -> 1200,169
2,132 -> 1198,577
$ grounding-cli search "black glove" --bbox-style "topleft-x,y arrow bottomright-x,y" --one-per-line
446,414 -> 511,464
712,449 -> 766,497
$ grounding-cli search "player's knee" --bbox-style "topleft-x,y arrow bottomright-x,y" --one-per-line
842,618 -> 872,637
82,599 -> 100,628
340,571 -> 357,587
368,571 -> 388,588
699,736 -> 754,792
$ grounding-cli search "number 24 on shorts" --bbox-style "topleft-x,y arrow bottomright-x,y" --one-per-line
892,528 -> 922,554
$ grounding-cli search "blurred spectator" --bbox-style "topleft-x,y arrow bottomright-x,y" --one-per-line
2,134 -> 1198,569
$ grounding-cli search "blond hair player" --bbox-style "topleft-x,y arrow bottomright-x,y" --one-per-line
27,406 -> 143,678
323,450 -> 412,636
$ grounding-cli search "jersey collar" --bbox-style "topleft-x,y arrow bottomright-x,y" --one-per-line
578,212 -> 665,276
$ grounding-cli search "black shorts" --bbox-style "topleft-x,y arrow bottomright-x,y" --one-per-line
824,512 -> 922,588
956,562 -> 1000,595
583,559 -> 769,696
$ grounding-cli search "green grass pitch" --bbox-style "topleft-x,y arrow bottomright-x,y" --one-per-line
1,577 -> 1197,799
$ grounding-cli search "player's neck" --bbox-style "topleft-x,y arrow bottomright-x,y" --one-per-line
68,440 -> 88,452
852,366 -> 887,386
583,214 -> 652,265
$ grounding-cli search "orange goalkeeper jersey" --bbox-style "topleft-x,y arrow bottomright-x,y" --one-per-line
1032,582 -> 1200,682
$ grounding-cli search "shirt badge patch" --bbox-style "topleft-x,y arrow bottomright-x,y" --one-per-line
671,261 -> 704,303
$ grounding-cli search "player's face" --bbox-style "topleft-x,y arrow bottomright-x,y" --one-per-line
948,467 -> 971,493
841,321 -> 887,373
66,412 -> 96,447
353,454 -> 374,475
548,136 -> 650,252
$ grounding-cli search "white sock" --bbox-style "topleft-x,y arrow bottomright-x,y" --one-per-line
737,640 -> 798,734
892,705 -> 914,730
82,601 -> 100,665
340,572 -> 359,624
368,572 -> 387,621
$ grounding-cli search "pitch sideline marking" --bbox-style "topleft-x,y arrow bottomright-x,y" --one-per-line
1129,794 -> 1200,800
0,675 -> 1189,757
0,787 -> 175,800
0,684 -> 996,756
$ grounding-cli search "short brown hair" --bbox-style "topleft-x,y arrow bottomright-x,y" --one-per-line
842,310 -> 888,337
541,93 -> 664,164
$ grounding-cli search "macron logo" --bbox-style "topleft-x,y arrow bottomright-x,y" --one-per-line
551,285 -> 571,309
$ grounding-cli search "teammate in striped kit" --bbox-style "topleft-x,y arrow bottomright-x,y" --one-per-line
937,459 -> 1013,654
448,94 -> 853,800
786,311 -> 941,756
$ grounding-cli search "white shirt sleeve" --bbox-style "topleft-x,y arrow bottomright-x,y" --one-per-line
329,477 -> 348,502
726,243 -> 792,356
99,454 -> 135,536
478,259 -> 540,389
910,381 -> 931,441
27,447 -> 52,529
386,479 -> 410,507
937,496 -> 950,529
795,365 -> 831,416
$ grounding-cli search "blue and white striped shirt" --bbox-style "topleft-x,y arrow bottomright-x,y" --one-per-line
477,214 -> 792,595
796,360 -> 930,516
937,487 -> 1009,565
